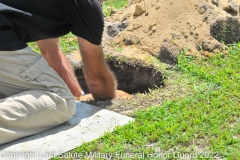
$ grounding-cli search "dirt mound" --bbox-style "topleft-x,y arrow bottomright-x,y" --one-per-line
103,0 -> 240,64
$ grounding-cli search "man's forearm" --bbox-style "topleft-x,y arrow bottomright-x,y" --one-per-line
37,38 -> 83,97
78,37 -> 117,100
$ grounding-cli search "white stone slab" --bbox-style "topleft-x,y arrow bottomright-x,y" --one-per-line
0,102 -> 134,160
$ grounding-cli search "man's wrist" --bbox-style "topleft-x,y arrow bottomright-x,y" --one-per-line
74,90 -> 85,101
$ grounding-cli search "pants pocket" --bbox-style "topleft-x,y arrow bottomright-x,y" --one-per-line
20,56 -> 73,99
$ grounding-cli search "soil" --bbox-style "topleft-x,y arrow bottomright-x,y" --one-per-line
67,0 -> 240,114
103,0 -> 240,64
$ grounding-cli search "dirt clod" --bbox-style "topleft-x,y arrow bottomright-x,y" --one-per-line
158,38 -> 180,65
134,4 -> 146,16
210,17 -> 240,44
106,21 -> 129,37
202,37 -> 227,52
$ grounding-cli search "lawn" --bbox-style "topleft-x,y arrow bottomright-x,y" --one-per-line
52,41 -> 239,160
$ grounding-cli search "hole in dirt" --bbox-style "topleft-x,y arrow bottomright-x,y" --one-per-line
73,57 -> 164,94
210,17 -> 240,44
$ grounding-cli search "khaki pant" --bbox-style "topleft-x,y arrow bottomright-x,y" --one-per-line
0,47 -> 76,145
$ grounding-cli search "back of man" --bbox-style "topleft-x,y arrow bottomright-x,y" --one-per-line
0,0 -> 117,145
0,0 -> 104,50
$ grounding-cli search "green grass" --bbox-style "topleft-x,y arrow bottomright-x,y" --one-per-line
51,43 -> 238,160
102,0 -> 127,16
102,0 -> 127,9
49,41 -> 239,160
28,32 -> 77,54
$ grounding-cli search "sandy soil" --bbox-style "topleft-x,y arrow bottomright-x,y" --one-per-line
103,0 -> 240,64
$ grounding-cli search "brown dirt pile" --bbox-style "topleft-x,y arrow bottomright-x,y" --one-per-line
103,0 -> 240,64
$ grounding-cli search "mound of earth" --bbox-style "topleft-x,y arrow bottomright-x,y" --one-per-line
103,0 -> 240,64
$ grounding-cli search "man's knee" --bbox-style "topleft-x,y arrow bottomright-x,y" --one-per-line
0,91 -> 76,145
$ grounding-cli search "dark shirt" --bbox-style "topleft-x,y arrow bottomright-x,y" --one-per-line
0,0 -> 104,51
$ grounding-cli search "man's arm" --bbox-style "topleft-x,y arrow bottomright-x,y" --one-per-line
37,38 -> 83,97
78,37 -> 117,100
